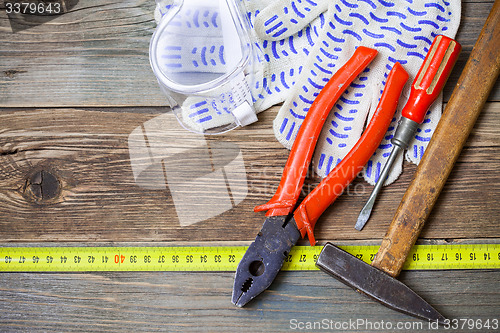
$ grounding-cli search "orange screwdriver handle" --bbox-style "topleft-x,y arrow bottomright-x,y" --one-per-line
402,35 -> 461,123
294,63 -> 409,245
254,47 -> 378,217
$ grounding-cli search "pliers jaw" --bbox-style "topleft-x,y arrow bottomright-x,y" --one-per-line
232,215 -> 301,307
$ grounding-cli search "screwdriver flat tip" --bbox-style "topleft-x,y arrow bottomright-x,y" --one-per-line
354,145 -> 403,231
355,203 -> 373,231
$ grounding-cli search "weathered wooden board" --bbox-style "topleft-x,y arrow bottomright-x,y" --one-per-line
0,0 -> 498,108
0,103 -> 498,242
0,2 -> 498,331
0,268 -> 498,332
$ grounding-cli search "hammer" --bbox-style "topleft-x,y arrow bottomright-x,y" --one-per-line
316,0 -> 500,323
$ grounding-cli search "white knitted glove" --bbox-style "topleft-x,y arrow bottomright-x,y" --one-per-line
267,0 -> 461,184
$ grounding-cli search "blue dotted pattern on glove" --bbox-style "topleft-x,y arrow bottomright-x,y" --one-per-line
242,0 -> 329,110
262,0 -> 324,38
276,0 -> 454,183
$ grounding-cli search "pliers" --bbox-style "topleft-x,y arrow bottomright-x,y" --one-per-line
232,46 -> 410,307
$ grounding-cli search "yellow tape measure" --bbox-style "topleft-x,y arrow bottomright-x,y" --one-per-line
0,244 -> 499,272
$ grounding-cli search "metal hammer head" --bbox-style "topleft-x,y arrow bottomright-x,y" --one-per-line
316,243 -> 447,324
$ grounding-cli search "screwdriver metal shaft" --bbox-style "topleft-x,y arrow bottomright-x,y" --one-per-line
355,35 -> 461,231
356,146 -> 401,230
356,118 -> 417,230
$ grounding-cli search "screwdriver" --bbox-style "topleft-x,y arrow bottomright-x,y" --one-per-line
355,35 -> 461,231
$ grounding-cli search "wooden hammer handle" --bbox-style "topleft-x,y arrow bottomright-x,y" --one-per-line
371,0 -> 500,278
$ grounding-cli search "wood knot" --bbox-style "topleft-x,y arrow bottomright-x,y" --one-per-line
4,70 -> 27,79
24,170 -> 61,203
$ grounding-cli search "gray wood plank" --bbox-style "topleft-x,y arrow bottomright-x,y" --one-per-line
0,268 -> 498,332
0,2 -> 498,332
0,1 -> 498,108
0,103 -> 498,242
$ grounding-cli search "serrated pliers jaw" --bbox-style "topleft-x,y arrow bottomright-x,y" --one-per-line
232,216 -> 301,307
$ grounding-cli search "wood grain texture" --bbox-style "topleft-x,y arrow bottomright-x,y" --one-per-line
0,269 -> 498,332
0,0 -> 498,108
0,103 -> 498,243
0,2 -> 498,331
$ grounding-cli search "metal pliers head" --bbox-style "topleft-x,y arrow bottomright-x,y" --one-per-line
232,216 -> 301,307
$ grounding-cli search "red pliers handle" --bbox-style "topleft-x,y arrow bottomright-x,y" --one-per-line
255,47 -> 409,245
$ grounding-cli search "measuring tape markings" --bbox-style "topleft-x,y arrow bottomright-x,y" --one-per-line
403,243 -> 500,270
0,244 -> 499,272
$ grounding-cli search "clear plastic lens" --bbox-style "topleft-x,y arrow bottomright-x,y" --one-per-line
150,0 -> 263,134
156,0 -> 243,87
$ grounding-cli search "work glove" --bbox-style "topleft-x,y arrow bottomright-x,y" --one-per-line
154,0 -> 461,186
153,0 -> 330,132
263,0 -> 461,185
